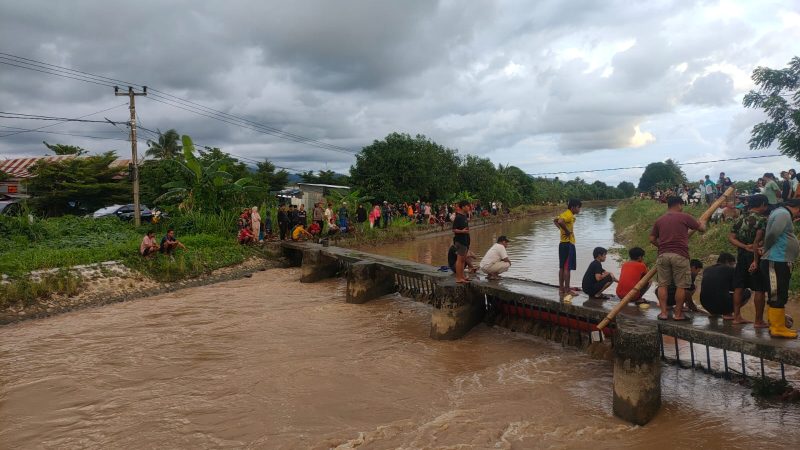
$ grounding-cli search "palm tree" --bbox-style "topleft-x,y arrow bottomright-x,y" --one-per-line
146,129 -> 182,160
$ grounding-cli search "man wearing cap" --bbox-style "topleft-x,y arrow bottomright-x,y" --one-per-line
480,236 -> 512,280
760,198 -> 800,338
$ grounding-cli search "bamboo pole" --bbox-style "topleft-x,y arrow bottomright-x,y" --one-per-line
596,186 -> 735,330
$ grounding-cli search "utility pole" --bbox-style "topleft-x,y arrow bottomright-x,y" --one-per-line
115,86 -> 147,226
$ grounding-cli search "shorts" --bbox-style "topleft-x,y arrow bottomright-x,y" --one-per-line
701,290 -> 751,315
733,251 -> 764,291
141,247 -> 154,257
454,242 -> 469,257
761,260 -> 791,308
656,253 -> 691,288
558,242 -> 576,271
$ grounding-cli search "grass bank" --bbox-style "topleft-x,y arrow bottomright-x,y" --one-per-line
0,212 -> 266,309
611,199 -> 800,292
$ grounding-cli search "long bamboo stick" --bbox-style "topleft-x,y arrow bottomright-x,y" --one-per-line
596,186 -> 735,330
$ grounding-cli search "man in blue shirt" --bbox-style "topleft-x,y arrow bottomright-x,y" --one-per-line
760,198 -> 800,338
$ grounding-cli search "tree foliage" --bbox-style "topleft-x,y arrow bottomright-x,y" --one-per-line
154,136 -> 259,212
637,159 -> 687,191
0,170 -> 9,182
26,152 -> 130,216
743,57 -> 800,159
617,181 -> 636,197
253,160 -> 289,192
350,132 -> 460,201
145,129 -> 182,160
300,169 -> 347,185
43,141 -> 86,155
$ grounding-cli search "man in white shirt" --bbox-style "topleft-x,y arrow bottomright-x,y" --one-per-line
480,235 -> 512,280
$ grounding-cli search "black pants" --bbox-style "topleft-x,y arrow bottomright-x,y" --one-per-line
279,222 -> 289,240
584,275 -> 612,297
761,260 -> 791,308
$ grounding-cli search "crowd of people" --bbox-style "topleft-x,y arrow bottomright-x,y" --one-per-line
448,186 -> 797,340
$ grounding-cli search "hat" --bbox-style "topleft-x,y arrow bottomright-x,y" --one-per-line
497,235 -> 510,243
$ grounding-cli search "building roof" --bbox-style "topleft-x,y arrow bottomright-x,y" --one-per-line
0,155 -> 131,178
296,183 -> 351,189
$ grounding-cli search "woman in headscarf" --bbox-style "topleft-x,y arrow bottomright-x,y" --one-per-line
251,206 -> 262,243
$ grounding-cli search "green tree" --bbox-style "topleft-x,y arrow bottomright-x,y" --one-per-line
26,152 -> 130,216
743,57 -> 800,158
350,132 -> 460,201
617,181 -> 636,197
299,169 -> 346,185
43,141 -> 87,155
637,159 -> 687,191
0,170 -> 9,182
253,160 -> 289,192
155,135 -> 258,211
145,129 -> 182,160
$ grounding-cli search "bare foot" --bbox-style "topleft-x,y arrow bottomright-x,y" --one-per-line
456,279 -> 470,284
732,317 -> 752,325
754,321 -> 769,329
722,314 -> 735,320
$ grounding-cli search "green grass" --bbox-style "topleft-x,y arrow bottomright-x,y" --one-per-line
612,199 -> 800,291
0,212 -> 261,284
0,270 -> 83,309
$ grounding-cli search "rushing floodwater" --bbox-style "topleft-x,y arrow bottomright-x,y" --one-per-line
1,206 -> 799,449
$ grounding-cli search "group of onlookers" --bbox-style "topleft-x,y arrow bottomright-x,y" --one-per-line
138,229 -> 186,258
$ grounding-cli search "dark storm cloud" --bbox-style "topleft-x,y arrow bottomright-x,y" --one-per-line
0,0 -> 796,178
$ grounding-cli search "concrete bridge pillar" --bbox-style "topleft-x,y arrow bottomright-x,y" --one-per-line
346,261 -> 395,304
300,249 -> 339,283
430,282 -> 485,340
612,319 -> 661,425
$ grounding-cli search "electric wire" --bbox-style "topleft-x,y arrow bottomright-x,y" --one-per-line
527,154 -> 785,176
0,103 -> 128,138
0,52 -> 357,154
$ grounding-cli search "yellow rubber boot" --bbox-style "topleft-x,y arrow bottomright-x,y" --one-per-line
768,307 -> 798,339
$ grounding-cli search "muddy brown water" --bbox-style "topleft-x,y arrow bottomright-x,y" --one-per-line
1,206 -> 799,448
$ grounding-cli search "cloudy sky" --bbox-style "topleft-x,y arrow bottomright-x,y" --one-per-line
1,0 -> 798,185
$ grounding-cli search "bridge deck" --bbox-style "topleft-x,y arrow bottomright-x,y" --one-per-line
281,242 -> 800,368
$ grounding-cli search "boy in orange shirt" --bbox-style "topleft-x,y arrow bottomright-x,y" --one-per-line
616,247 -> 650,304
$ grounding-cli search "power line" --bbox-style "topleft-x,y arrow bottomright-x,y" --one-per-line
0,52 -> 358,155
527,154 -> 785,176
0,112 -> 125,125
0,124 -> 142,142
0,103 -> 128,138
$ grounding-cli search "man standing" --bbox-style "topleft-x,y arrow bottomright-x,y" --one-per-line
760,198 -> 800,338
554,199 -> 582,295
480,235 -> 511,280
650,196 -> 706,321
762,173 -> 781,205
452,200 -> 472,283
356,203 -> 367,225
277,204 -> 290,241
297,204 -> 308,227
313,202 -> 325,230
728,194 -> 769,327
704,175 -> 716,205
338,202 -> 349,231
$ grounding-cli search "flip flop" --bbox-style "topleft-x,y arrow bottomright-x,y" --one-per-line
657,314 -> 669,321
672,315 -> 692,321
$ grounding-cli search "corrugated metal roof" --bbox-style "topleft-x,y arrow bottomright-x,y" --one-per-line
0,156 -> 131,178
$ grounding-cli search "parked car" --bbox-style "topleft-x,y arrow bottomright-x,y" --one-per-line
0,194 -> 22,216
92,204 -> 159,222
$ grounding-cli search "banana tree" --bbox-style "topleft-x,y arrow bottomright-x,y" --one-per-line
154,135 -> 259,211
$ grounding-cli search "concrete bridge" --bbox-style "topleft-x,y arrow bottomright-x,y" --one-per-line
281,241 -> 800,425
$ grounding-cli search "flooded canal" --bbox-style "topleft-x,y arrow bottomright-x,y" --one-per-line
1,206 -> 799,448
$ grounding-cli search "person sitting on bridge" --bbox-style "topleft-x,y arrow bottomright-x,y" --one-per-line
291,224 -> 313,241
699,253 -> 751,317
479,235 -> 511,280
582,247 -> 617,299
650,196 -> 707,321
616,247 -> 650,304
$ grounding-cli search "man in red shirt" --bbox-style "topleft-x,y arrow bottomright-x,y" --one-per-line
649,197 -> 707,320
616,247 -> 650,303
